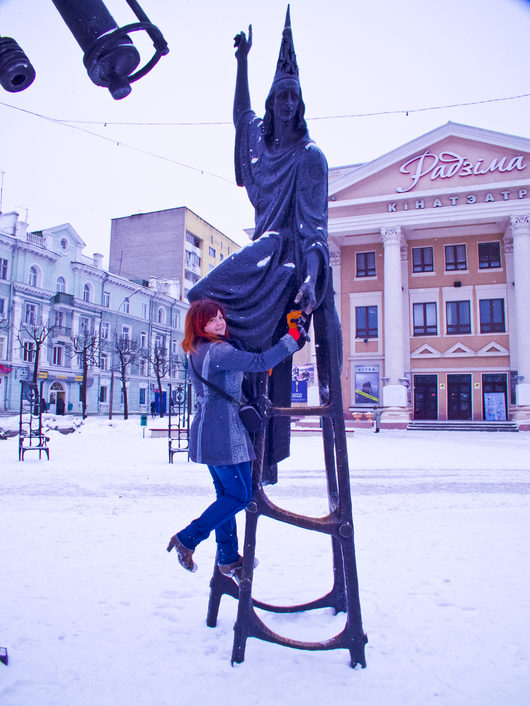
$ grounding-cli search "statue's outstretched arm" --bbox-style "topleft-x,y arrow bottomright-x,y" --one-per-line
233,25 -> 252,126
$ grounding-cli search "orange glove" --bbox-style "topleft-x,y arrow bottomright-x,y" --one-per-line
287,310 -> 303,341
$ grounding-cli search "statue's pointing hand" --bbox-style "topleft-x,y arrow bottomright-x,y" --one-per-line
234,25 -> 252,58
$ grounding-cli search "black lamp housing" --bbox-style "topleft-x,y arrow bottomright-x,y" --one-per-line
0,36 -> 36,92
51,0 -> 169,99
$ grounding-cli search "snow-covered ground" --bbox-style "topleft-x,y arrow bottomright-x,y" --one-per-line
1,417 -> 529,706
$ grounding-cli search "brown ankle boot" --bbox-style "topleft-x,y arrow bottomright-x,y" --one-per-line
218,555 -> 258,580
167,534 -> 198,573
218,555 -> 243,578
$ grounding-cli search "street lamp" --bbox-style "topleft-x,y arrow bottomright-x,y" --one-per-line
0,37 -> 35,92
0,1 -> 168,99
51,0 -> 169,99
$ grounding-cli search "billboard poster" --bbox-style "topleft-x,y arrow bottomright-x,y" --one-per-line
354,366 -> 379,405
291,379 -> 308,403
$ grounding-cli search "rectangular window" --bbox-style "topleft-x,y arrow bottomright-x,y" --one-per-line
356,251 -> 376,277
100,353 -> 109,371
23,341 -> 35,362
446,300 -> 471,334
121,325 -> 130,340
355,306 -> 378,338
123,298 -> 130,314
142,303 -> 148,319
478,242 -> 501,269
185,250 -> 201,268
80,316 -> 90,333
185,231 -> 200,248
0,297 -> 5,315
445,244 -> 467,271
140,332 -> 147,348
54,311 -> 63,328
0,336 -> 5,358
140,359 -> 148,376
99,386 -> 107,403
479,298 -> 505,333
25,303 -> 36,325
185,269 -> 201,282
77,353 -> 84,368
413,302 -> 437,335
103,291 -> 110,307
412,247 -> 434,273
0,258 -> 8,280
53,345 -> 63,366
209,247 -> 216,258
100,322 -> 109,340
139,388 -> 146,405
172,311 -> 180,328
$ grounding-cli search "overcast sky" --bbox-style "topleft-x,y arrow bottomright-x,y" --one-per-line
1,0 -> 529,262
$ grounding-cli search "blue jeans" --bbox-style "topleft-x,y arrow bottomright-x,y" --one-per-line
177,462 -> 252,565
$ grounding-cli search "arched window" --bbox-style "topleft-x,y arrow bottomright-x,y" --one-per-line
28,265 -> 38,287
83,283 -> 91,302
158,307 -> 166,324
56,276 -> 66,293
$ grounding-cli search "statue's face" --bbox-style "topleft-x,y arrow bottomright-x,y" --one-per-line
272,79 -> 300,124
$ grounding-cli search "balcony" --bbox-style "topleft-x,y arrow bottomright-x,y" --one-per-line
53,292 -> 74,306
53,326 -> 72,338
26,232 -> 45,247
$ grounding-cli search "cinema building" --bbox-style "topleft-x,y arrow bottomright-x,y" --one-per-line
327,122 -> 530,428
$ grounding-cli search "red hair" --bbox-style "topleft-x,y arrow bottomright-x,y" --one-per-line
181,299 -> 228,354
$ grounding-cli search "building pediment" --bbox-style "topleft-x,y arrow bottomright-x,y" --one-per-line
445,342 -> 475,356
411,343 -> 441,358
477,341 -> 510,356
42,223 -> 86,257
329,122 -> 530,203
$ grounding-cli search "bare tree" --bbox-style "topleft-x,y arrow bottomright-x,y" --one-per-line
17,321 -> 54,384
71,329 -> 99,419
114,334 -> 140,420
142,339 -> 172,417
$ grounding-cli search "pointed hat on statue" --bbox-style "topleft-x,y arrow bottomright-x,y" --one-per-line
270,5 -> 300,88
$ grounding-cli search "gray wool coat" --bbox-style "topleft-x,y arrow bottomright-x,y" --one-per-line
188,333 -> 299,466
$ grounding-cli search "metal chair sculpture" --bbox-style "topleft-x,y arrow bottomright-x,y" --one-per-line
167,378 -> 192,463
206,305 -> 368,668
18,381 -> 50,461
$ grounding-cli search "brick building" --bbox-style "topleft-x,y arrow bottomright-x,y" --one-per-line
109,207 -> 241,299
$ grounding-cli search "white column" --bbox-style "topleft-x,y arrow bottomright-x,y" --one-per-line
329,246 -> 341,321
503,230 -> 517,367
510,215 -> 530,406
381,226 -> 407,408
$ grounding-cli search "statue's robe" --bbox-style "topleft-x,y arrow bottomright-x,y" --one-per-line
189,109 -> 340,479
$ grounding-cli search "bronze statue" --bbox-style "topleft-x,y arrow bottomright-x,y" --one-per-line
188,7 -> 341,481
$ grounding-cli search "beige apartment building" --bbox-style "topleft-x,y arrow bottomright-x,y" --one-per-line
109,207 -> 241,299
328,123 -> 530,428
